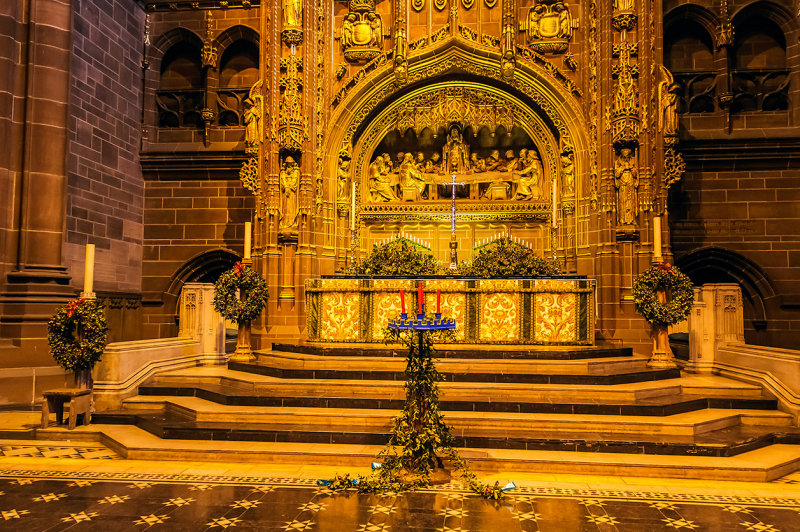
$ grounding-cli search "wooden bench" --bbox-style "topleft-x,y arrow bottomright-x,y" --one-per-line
41,388 -> 92,430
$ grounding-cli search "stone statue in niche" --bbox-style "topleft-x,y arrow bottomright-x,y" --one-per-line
279,156 -> 300,229
243,97 -> 261,147
522,0 -> 577,54
282,0 -> 302,27
561,150 -> 575,195
399,153 -> 427,199
368,155 -> 397,202
337,154 -> 350,202
341,0 -> 383,63
442,127 -> 470,175
513,149 -> 544,201
614,147 -> 639,225
614,0 -> 635,13
658,66 -> 680,137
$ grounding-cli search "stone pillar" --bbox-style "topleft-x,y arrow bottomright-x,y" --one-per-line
1,0 -> 76,358
686,283 -> 744,373
178,283 -> 225,359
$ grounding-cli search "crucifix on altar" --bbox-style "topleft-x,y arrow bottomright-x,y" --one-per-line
442,173 -> 465,270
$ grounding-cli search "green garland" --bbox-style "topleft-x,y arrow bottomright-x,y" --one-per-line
346,239 -> 441,277
47,299 -> 108,371
633,262 -> 694,326
212,262 -> 269,324
324,326 -> 506,499
460,237 -> 560,278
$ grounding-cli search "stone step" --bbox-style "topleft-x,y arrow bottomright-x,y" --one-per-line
137,382 -> 778,417
151,367 -> 767,402
116,395 -> 793,436
271,343 -> 634,360
254,350 -> 649,375
90,410 -> 800,458
228,358 -> 680,385
36,423 -> 800,481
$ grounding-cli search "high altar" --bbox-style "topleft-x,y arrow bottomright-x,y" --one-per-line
236,0 -> 684,352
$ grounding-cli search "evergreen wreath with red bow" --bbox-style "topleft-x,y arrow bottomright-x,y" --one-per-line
47,298 -> 108,371
212,262 -> 269,323
633,262 -> 695,326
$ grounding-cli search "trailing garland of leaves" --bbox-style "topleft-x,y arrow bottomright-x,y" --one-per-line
47,299 -> 108,372
212,262 -> 269,324
347,239 -> 442,277
324,326 -> 506,499
459,238 -> 560,278
633,262 -> 694,327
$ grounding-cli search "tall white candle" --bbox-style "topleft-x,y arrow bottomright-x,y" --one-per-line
83,243 -> 95,294
653,216 -> 662,260
551,177 -> 558,228
350,182 -> 356,231
244,221 -> 251,260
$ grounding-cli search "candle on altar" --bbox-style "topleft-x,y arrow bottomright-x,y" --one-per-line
436,289 -> 441,314
83,243 -> 95,294
350,182 -> 356,231
400,290 -> 405,314
653,216 -> 662,260
417,281 -> 423,315
552,177 -> 558,227
244,221 -> 251,260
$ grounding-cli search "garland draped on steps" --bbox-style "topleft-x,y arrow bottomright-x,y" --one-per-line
322,326 -> 511,500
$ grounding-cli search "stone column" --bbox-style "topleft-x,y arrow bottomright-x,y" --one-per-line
1,0 -> 76,357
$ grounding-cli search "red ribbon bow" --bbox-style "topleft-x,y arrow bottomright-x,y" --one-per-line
657,261 -> 672,274
67,298 -> 85,318
234,261 -> 245,278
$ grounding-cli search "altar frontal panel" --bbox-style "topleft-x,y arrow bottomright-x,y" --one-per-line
305,278 -> 595,345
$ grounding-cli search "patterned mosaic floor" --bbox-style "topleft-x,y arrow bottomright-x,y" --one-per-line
1,469 -> 799,531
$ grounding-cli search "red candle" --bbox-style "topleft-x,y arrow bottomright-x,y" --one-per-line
418,281 -> 424,314
400,290 -> 405,314
436,289 -> 441,314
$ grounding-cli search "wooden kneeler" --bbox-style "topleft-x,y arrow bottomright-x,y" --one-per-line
41,388 -> 92,430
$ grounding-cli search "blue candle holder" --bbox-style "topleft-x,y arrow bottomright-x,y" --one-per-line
389,309 -> 456,331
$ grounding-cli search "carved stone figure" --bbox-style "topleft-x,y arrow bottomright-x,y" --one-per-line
523,0 -> 577,54
399,152 -> 426,197
614,0 -> 635,13
368,155 -> 397,202
614,148 -> 639,225
485,149 -> 501,171
282,0 -> 302,27
425,153 -> 442,174
442,127 -> 470,175
341,2 -> 383,62
337,155 -> 350,202
513,149 -> 544,201
561,151 -> 575,195
243,97 -> 261,147
381,153 -> 393,173
658,66 -> 680,137
498,149 -> 518,172
279,156 -> 300,229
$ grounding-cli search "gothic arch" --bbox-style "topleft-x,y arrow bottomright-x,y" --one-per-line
324,38 -> 589,202
162,249 -> 240,320
214,24 -> 260,54
731,1 -> 798,37
676,247 -> 775,327
663,4 -> 719,47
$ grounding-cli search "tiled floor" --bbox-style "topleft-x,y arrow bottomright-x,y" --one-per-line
1,440 -> 799,531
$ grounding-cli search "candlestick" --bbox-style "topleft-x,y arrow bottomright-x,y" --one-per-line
436,289 -> 441,314
244,221 -> 251,260
551,177 -> 558,228
653,216 -> 662,260
83,243 -> 95,294
417,281 -> 423,315
350,182 -> 356,231
400,290 -> 405,314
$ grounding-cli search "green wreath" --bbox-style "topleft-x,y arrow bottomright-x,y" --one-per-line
633,262 -> 694,327
47,299 -> 108,371
212,262 -> 269,324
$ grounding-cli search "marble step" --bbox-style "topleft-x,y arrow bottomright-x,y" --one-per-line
252,350 -> 649,376
116,395 -> 793,436
151,367 -> 767,402
271,343 -> 634,360
228,358 -> 680,384
90,410 -> 800,458
137,382 -> 778,417
64,422 -> 800,479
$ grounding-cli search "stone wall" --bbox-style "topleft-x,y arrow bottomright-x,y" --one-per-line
66,0 -> 145,313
